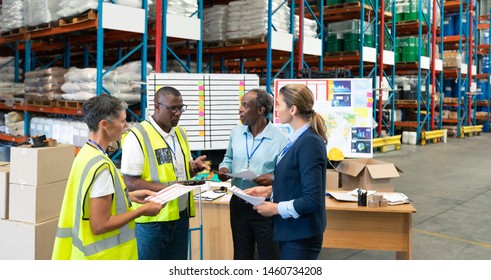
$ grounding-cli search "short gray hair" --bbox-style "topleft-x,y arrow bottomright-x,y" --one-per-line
83,94 -> 128,132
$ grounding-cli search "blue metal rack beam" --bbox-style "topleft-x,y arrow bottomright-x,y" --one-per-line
378,0 -> 397,137
96,0 -> 149,122
297,0 -> 324,73
160,0 -> 203,74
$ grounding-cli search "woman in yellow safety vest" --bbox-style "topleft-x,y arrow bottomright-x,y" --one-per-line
52,94 -> 164,260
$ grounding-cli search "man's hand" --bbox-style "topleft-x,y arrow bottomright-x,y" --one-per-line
190,155 -> 211,173
253,173 -> 274,186
217,167 -> 231,181
140,201 -> 165,216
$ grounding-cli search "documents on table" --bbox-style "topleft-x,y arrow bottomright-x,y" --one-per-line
225,170 -> 258,181
145,183 -> 201,205
327,189 -> 410,205
326,191 -> 358,202
194,190 -> 226,201
229,186 -> 265,206
377,192 -> 410,205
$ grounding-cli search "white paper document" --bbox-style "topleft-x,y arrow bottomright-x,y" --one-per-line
226,170 -> 258,181
145,183 -> 199,205
229,186 -> 265,206
195,190 -> 226,201
327,191 -> 358,202
378,192 -> 410,205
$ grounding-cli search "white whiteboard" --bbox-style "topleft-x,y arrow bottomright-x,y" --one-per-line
147,73 -> 260,151
274,79 -> 373,158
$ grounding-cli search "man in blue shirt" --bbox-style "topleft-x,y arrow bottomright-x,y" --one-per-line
218,89 -> 288,260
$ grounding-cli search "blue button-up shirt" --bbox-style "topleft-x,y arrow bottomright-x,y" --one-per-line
219,122 -> 288,190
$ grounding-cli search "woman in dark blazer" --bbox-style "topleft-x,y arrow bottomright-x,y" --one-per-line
246,84 -> 328,260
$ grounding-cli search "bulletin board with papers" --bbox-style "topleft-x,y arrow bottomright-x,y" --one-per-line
147,73 -> 259,151
274,79 -> 373,158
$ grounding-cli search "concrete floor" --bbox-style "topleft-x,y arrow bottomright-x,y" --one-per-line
319,132 -> 491,260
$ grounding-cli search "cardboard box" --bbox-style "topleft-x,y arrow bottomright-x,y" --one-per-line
0,217 -> 58,260
335,159 -> 402,192
0,162 -> 10,219
9,180 -> 66,223
10,144 -> 74,186
326,169 -> 340,191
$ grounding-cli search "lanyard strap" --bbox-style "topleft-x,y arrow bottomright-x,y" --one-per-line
88,139 -> 107,156
245,134 -> 265,162
163,135 -> 177,160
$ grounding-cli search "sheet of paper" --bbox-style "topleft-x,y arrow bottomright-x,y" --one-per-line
145,183 -> 200,205
327,191 -> 358,202
229,186 -> 265,206
226,170 -> 258,181
194,190 -> 226,201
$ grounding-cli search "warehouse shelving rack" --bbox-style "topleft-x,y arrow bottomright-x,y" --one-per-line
441,0 -> 480,138
186,0 -> 296,93
476,11 -> 490,131
0,1 -> 150,141
375,0 -> 397,138
156,0 -> 203,74
0,33 -> 27,143
296,0 -> 324,75
394,0 -> 443,144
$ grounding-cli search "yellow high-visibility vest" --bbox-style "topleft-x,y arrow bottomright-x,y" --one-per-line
52,144 -> 137,260
124,121 -> 195,223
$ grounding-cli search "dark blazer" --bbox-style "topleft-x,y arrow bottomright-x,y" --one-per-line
272,128 -> 327,242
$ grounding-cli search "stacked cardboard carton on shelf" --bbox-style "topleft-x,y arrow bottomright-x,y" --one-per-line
0,144 -> 74,260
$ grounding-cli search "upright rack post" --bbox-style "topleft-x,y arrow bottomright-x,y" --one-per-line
376,0 -> 396,137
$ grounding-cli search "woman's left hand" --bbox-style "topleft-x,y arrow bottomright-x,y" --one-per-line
253,202 -> 278,217
129,189 -> 156,204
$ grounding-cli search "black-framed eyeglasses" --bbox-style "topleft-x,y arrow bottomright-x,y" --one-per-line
157,103 -> 187,113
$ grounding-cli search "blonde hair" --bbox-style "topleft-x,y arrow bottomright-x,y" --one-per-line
279,84 -> 328,143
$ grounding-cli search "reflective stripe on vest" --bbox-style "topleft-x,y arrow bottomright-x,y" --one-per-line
55,155 -> 134,256
133,123 -> 160,182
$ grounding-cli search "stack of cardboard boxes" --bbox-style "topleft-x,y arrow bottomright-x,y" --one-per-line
0,144 -> 74,260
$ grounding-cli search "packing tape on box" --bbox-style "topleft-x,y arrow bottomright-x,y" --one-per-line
372,193 -> 384,202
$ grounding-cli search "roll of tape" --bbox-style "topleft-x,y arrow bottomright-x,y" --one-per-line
380,199 -> 389,207
367,200 -> 379,208
373,193 -> 384,202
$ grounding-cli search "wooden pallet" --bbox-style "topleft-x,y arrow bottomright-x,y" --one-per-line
203,41 -> 225,48
56,100 -> 85,109
0,98 -> 24,106
26,21 -> 59,32
443,97 -> 458,104
225,36 -> 265,47
0,27 -> 26,37
59,10 -> 97,27
26,98 -> 56,107
325,1 -> 365,10
326,51 -> 360,57
395,99 -> 418,104
476,100 -> 489,107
